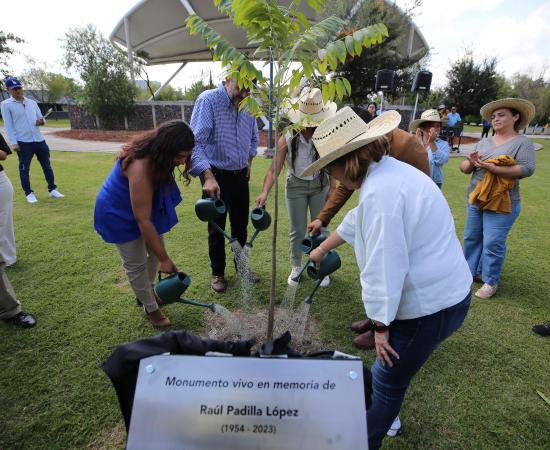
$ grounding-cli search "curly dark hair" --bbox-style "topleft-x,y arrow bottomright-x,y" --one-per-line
118,120 -> 195,186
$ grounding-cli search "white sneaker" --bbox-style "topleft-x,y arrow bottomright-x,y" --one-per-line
49,189 -> 65,198
320,275 -> 331,287
287,266 -> 302,286
387,416 -> 402,437
26,192 -> 38,203
475,283 -> 498,299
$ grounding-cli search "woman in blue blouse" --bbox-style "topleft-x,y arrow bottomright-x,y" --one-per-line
94,121 -> 194,328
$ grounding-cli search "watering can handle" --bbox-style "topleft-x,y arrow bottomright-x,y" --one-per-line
157,271 -> 177,282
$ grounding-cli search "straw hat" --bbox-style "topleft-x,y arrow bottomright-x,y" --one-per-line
409,109 -> 444,132
286,86 -> 337,126
480,98 -> 535,130
300,107 -> 401,177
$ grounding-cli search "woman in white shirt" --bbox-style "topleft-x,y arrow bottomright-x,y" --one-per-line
304,108 -> 472,450
256,87 -> 336,285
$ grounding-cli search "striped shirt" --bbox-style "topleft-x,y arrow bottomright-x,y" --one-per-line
1,96 -> 45,145
190,84 -> 258,176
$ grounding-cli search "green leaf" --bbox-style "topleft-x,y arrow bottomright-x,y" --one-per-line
342,77 -> 351,96
335,78 -> 344,100
334,40 -> 347,64
302,59 -> 314,78
296,12 -> 310,29
306,0 -> 321,13
345,35 -> 355,57
321,83 -> 330,104
328,80 -> 335,101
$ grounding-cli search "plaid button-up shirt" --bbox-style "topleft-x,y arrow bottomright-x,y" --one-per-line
190,84 -> 258,176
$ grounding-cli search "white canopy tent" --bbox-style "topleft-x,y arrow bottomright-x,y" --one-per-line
110,0 -> 428,97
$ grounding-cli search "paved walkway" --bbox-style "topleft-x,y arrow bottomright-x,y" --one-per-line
0,126 -> 541,157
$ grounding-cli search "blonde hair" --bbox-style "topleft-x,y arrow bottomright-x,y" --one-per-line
328,137 -> 389,184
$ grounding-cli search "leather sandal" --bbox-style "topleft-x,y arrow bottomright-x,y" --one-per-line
352,331 -> 375,350
350,318 -> 371,334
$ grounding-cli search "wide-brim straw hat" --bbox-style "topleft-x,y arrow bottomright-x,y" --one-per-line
285,86 -> 337,126
480,98 -> 535,130
409,109 -> 445,132
300,107 -> 401,177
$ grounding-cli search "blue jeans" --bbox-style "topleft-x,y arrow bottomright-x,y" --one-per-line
17,141 -> 57,195
463,201 -> 520,286
367,293 -> 471,450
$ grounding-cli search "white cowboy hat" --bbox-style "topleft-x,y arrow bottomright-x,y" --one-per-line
409,109 -> 445,132
285,86 -> 337,126
300,107 -> 401,177
480,98 -> 535,130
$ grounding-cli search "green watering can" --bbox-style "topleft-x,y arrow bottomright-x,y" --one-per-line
194,198 -> 235,242
291,233 -> 328,282
154,272 -> 215,312
303,250 -> 341,304
246,207 -> 272,247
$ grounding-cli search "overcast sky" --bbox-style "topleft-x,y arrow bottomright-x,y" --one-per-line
2,0 -> 549,91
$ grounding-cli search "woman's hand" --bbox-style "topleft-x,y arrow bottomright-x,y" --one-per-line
427,127 -> 438,144
374,329 -> 400,367
159,258 -> 178,274
467,151 -> 480,165
309,247 -> 327,268
255,192 -> 268,207
473,160 -> 496,172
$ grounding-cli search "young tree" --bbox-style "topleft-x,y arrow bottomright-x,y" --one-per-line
61,25 -> 136,126
182,79 -> 216,101
329,0 -> 428,104
187,0 -> 388,338
445,53 -> 499,119
510,71 -> 550,124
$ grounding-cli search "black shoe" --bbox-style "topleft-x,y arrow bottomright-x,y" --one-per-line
6,311 -> 37,328
532,323 -> 550,337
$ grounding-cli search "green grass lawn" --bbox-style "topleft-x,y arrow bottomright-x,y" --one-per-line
0,141 -> 549,449
0,118 -> 70,129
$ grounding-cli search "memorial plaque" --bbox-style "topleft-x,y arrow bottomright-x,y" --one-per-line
127,355 -> 368,449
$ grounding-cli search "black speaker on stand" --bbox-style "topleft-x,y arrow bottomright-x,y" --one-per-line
411,70 -> 432,120
375,69 -> 396,113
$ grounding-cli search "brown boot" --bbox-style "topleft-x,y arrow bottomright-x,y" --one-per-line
211,276 -> 227,293
351,318 -> 371,334
352,331 -> 375,350
146,308 -> 171,328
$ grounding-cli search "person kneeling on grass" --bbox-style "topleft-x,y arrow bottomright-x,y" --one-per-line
305,108 -> 473,450
94,121 -> 194,328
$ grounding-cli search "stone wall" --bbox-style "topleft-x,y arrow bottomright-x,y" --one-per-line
68,101 -> 195,130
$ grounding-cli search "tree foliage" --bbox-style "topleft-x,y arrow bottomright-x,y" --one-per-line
21,58 -> 77,104
509,72 -> 549,124
0,30 -> 24,79
329,0 -> 428,104
445,53 -> 499,119
61,25 -> 136,124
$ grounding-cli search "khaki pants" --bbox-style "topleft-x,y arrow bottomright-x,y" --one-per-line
0,172 -> 16,266
0,260 -> 21,319
115,236 -> 162,313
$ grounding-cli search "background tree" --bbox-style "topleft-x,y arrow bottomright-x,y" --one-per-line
0,30 -> 24,79
445,52 -> 498,121
187,0 -> 388,338
61,24 -> 136,126
510,71 -> 549,124
329,0 -> 428,104
20,58 -> 77,104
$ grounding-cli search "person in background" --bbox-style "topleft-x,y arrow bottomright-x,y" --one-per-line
94,121 -> 194,328
0,76 -> 64,203
0,132 -> 16,266
446,106 -> 462,150
255,87 -> 337,286
409,109 -> 450,188
365,102 -> 378,123
190,73 -> 260,293
438,104 -> 447,120
305,108 -> 472,450
481,119 -> 491,139
307,111 -> 430,351
460,98 -> 536,299
0,255 -> 37,328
